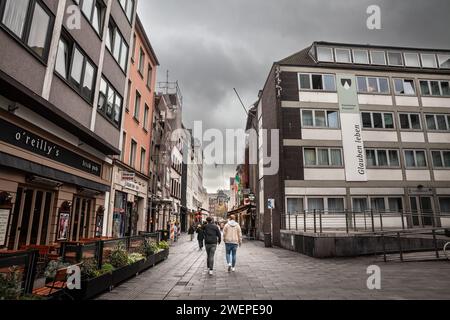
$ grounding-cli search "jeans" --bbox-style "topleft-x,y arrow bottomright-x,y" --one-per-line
190,234 -> 194,241
225,243 -> 238,267
198,239 -> 204,249
205,244 -> 217,270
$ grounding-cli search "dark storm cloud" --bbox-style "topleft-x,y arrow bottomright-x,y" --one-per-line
138,0 -> 450,192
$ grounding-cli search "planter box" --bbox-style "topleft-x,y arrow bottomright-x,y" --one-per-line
112,262 -> 140,286
138,255 -> 156,273
155,249 -> 169,264
71,273 -> 112,300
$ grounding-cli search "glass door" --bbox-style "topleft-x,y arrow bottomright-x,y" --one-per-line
410,196 -> 434,227
70,196 -> 93,241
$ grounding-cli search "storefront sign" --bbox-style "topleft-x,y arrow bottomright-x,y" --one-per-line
121,171 -> 135,180
0,209 -> 10,246
337,74 -> 368,182
0,118 -> 102,177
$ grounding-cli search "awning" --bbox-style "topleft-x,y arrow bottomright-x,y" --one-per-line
227,204 -> 256,216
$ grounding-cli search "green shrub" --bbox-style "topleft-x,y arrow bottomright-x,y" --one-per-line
0,267 -> 22,300
127,253 -> 145,265
138,240 -> 160,256
109,244 -> 129,269
81,258 -> 100,280
99,263 -> 115,275
158,241 -> 170,250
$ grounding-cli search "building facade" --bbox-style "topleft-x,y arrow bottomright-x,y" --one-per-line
256,41 -> 450,246
0,0 -> 137,249
109,15 -> 158,238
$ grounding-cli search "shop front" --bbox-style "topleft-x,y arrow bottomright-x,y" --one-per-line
109,163 -> 148,238
0,112 -> 113,251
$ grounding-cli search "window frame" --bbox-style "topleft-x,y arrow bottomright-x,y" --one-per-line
0,0 -> 54,62
425,114 -> 450,132
352,49 -> 369,64
334,48 -> 351,63
419,79 -> 450,97
97,75 -> 123,128
361,111 -> 395,130
74,0 -> 105,37
143,103 -> 149,132
404,149 -> 428,168
118,0 -> 135,24
301,109 -> 340,129
365,149 -> 400,168
393,78 -> 416,96
316,46 -> 334,62
356,76 -> 390,94
133,90 -> 141,122
285,197 -> 304,215
129,139 -> 137,168
399,113 -> 422,131
303,147 -> 343,168
420,53 -> 437,68
298,73 -> 336,92
106,18 -> 129,73
437,54 -> 450,69
431,150 -> 450,169
140,147 -> 146,173
146,63 -> 153,89
369,50 -> 386,65
403,52 -> 421,67
387,51 -> 404,66
54,31 -> 98,104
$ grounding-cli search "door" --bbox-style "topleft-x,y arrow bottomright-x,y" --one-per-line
410,196 -> 434,227
9,187 -> 54,250
70,196 -> 93,241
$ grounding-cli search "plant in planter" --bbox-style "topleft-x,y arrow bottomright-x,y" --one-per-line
158,241 -> 170,250
0,266 -> 23,300
127,253 -> 145,265
81,258 -> 101,280
108,244 -> 129,269
138,240 -> 160,257
44,258 -> 70,281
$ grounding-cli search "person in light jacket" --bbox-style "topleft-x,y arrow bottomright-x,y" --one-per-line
223,214 -> 242,272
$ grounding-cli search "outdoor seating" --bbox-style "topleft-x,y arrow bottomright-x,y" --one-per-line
32,266 -> 74,299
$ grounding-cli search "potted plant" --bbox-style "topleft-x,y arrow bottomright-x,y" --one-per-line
155,241 -> 170,264
0,266 -> 45,301
137,240 -> 158,271
110,244 -> 140,286
71,258 -> 114,300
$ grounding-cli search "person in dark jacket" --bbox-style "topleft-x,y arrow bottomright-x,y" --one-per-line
203,217 -> 222,275
196,224 -> 205,250
188,225 -> 195,241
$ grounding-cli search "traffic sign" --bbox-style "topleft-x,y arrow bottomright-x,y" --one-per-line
267,199 -> 275,209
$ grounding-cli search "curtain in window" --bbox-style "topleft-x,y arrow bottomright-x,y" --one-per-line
307,198 -> 324,211
318,149 -> 329,165
287,198 -> 303,214
388,198 -> 403,213
304,149 -> 316,166
352,198 -> 368,212
302,110 -> 313,126
405,151 -> 415,167
27,3 -> 50,57
328,198 -> 344,213
327,111 -> 339,128
366,150 -> 376,166
416,151 -> 426,167
315,111 -> 326,127
330,149 -> 342,166
2,0 -> 30,38
371,198 -> 385,212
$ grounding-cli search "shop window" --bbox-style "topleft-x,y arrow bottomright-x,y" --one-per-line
95,206 -> 105,238
55,33 -> 97,102
0,0 -> 53,60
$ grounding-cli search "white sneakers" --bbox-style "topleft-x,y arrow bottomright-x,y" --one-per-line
228,264 -> 232,272
208,269 -> 213,275
231,267 -> 236,272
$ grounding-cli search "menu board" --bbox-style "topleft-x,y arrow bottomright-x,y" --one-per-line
0,209 -> 10,246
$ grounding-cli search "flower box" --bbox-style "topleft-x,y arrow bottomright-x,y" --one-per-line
138,255 -> 156,273
154,249 -> 169,264
70,272 -> 112,300
111,262 -> 141,287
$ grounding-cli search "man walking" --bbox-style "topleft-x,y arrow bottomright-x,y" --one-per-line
223,214 -> 242,272
203,217 -> 221,275
188,224 -> 195,241
196,224 -> 205,250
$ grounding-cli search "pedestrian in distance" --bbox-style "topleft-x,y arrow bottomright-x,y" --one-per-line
223,214 -> 242,272
203,216 -> 222,275
196,224 -> 205,250
173,223 -> 178,242
188,224 -> 195,241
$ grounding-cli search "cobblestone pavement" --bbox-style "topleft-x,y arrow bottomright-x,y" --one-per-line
98,234 -> 450,300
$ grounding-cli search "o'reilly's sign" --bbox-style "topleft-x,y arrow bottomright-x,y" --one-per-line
337,74 -> 368,182
0,118 -> 101,177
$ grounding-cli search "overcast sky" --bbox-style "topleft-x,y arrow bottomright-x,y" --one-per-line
138,0 -> 450,193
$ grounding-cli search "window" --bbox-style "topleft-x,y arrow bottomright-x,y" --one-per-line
387,52 -> 403,66
437,54 -> 450,69
286,198 -> 303,214
419,80 -> 450,96
366,149 -> 400,167
134,91 -> 141,121
439,197 -> 450,214
146,64 -> 153,88
140,148 -> 146,173
399,113 -> 421,130
97,76 -> 123,127
356,76 -> 390,94
370,51 -> 386,65
301,110 -> 339,128
143,104 -> 149,131
298,74 -> 336,91
131,33 -> 136,62
353,49 -> 369,64
119,0 -> 134,22
106,19 -> 129,72
55,35 -> 97,102
317,47 -> 333,62
361,112 -> 394,129
138,47 -> 145,75
1,0 -> 53,59
307,198 -> 324,211
426,114 -> 450,131
335,48 -> 351,63
404,150 -> 427,168
421,53 -> 437,68
130,140 -> 137,168
74,0 -> 105,35
394,79 -> 415,95
327,198 -> 344,212
404,53 -> 420,67
371,198 -> 385,212
388,198 -> 403,213
126,80 -> 131,112
304,148 -> 342,167
352,198 -> 368,212
431,151 -> 450,168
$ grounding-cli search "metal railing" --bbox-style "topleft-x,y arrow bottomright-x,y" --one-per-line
281,210 -> 450,234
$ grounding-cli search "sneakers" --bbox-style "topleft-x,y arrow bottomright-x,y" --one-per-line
208,269 -> 213,275
228,264 -> 232,272
231,267 -> 236,272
